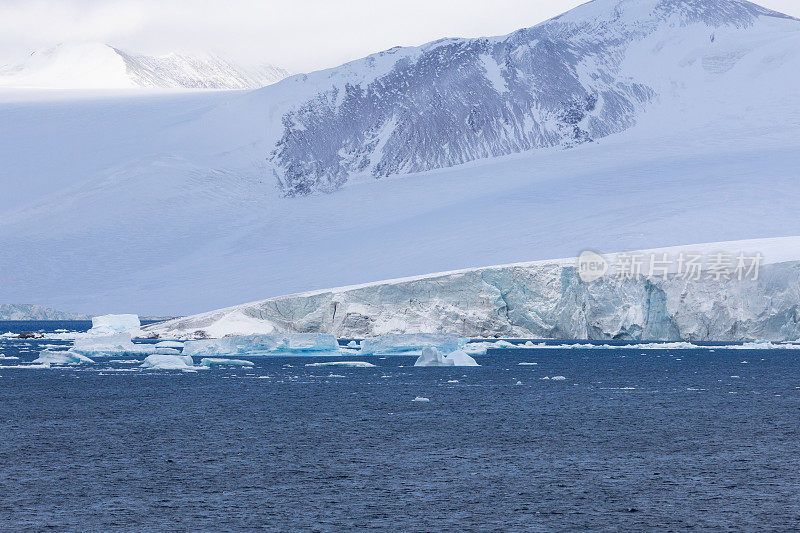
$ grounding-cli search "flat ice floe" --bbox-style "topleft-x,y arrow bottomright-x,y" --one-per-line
33,350 -> 94,365
305,361 -> 376,368
414,347 -> 479,367
199,358 -> 255,367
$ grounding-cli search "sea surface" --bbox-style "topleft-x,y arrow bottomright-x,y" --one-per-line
1,321 -> 799,531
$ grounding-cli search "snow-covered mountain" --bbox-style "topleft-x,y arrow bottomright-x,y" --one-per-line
0,304 -> 88,321
265,0 -> 794,195
0,43 -> 290,90
1,0 -> 799,317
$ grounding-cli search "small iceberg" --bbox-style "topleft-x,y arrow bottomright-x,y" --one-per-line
305,361 -> 376,368
200,358 -> 255,367
414,347 -> 479,367
89,314 -> 141,335
360,334 -> 466,355
33,350 -> 94,365
140,354 -> 194,370
412,396 -> 430,402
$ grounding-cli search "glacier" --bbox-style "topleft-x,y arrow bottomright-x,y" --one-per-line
143,238 -> 800,342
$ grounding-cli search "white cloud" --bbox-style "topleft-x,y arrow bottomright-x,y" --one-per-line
0,0 -> 797,72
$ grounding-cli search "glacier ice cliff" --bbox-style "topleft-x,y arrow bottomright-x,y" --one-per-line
142,239 -> 800,342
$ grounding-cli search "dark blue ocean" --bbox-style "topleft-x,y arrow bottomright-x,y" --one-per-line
1,321 -> 799,531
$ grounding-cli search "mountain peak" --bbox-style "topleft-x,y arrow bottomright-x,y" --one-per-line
0,43 -> 290,90
554,0 -> 794,28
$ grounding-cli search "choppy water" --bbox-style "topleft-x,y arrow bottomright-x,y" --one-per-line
1,321 -> 799,531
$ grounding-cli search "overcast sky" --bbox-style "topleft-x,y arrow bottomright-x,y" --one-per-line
0,0 -> 797,72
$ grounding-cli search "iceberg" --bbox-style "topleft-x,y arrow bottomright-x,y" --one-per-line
199,358 -> 255,367
89,314 -> 141,334
140,354 -> 194,370
360,334 -> 467,356
414,347 -> 480,367
33,350 -> 94,365
72,333 -> 156,356
182,334 -> 340,357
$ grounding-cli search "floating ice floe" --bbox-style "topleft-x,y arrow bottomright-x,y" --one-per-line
140,354 -> 195,370
721,340 -> 800,350
414,347 -> 479,367
412,396 -> 430,402
360,334 -> 467,356
89,314 -> 141,335
305,361 -> 376,368
182,334 -> 340,357
199,358 -> 255,367
0,363 -> 52,369
346,340 -> 358,348
72,333 -> 156,356
33,350 -> 94,365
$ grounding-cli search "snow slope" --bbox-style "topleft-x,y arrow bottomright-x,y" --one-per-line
1,0 -> 799,316
141,237 -> 800,341
0,43 -> 290,90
